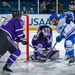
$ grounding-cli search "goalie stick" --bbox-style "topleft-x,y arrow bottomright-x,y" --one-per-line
45,42 -> 57,62
28,44 -> 46,52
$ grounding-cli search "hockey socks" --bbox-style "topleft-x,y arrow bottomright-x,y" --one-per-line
66,49 -> 75,64
67,49 -> 74,58
3,49 -> 21,72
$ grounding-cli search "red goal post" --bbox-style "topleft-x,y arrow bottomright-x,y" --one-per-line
21,14 -> 29,61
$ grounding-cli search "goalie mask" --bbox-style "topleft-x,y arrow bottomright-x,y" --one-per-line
38,25 -> 52,42
12,10 -> 21,19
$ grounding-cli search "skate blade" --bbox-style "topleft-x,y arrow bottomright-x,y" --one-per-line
1,70 -> 11,75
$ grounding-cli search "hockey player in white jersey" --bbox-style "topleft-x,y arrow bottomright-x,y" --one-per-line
0,16 -> 6,26
0,14 -> 12,26
50,13 -> 75,64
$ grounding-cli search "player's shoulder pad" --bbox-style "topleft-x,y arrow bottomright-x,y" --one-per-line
64,11 -> 74,17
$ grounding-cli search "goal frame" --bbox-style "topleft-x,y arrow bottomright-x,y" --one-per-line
22,14 -> 29,61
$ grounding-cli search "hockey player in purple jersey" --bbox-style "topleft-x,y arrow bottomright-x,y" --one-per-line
31,25 -> 59,62
0,10 -> 28,74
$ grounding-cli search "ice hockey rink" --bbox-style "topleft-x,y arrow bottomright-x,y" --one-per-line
0,30 -> 75,75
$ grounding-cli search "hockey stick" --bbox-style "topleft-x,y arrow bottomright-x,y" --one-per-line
28,44 -> 35,49
45,42 -> 57,62
45,24 -> 67,62
25,38 -> 36,49
28,44 -> 46,52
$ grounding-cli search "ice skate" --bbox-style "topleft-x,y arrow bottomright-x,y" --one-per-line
1,70 -> 11,75
68,58 -> 75,66
1,65 -> 12,75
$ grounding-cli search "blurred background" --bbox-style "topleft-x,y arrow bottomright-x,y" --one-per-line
0,0 -> 71,14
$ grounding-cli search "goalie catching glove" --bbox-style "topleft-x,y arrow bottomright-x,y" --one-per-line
20,38 -> 28,45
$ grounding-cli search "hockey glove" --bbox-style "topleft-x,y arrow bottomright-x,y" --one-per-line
20,38 -> 28,45
66,14 -> 72,24
56,35 -> 62,43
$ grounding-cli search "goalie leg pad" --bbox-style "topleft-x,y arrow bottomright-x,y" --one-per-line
50,50 -> 59,60
36,51 -> 46,58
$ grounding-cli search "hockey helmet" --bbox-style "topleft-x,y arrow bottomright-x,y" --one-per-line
49,13 -> 58,21
69,1 -> 75,5
38,25 -> 52,42
49,13 -> 58,25
12,10 -> 21,19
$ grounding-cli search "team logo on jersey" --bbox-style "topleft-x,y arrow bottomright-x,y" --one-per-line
37,43 -> 42,48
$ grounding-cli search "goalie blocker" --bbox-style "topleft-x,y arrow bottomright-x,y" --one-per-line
31,25 -> 59,62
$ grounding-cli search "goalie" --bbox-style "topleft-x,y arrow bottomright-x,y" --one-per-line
31,25 -> 59,62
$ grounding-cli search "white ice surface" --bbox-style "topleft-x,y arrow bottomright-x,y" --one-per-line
0,31 -> 75,75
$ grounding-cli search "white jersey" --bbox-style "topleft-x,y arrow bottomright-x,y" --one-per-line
56,13 -> 75,39
0,16 -> 6,26
64,22 -> 75,39
56,18 -> 66,33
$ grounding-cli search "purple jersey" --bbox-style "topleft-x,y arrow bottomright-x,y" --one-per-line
32,26 -> 52,49
0,18 -> 25,42
32,35 -> 52,48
